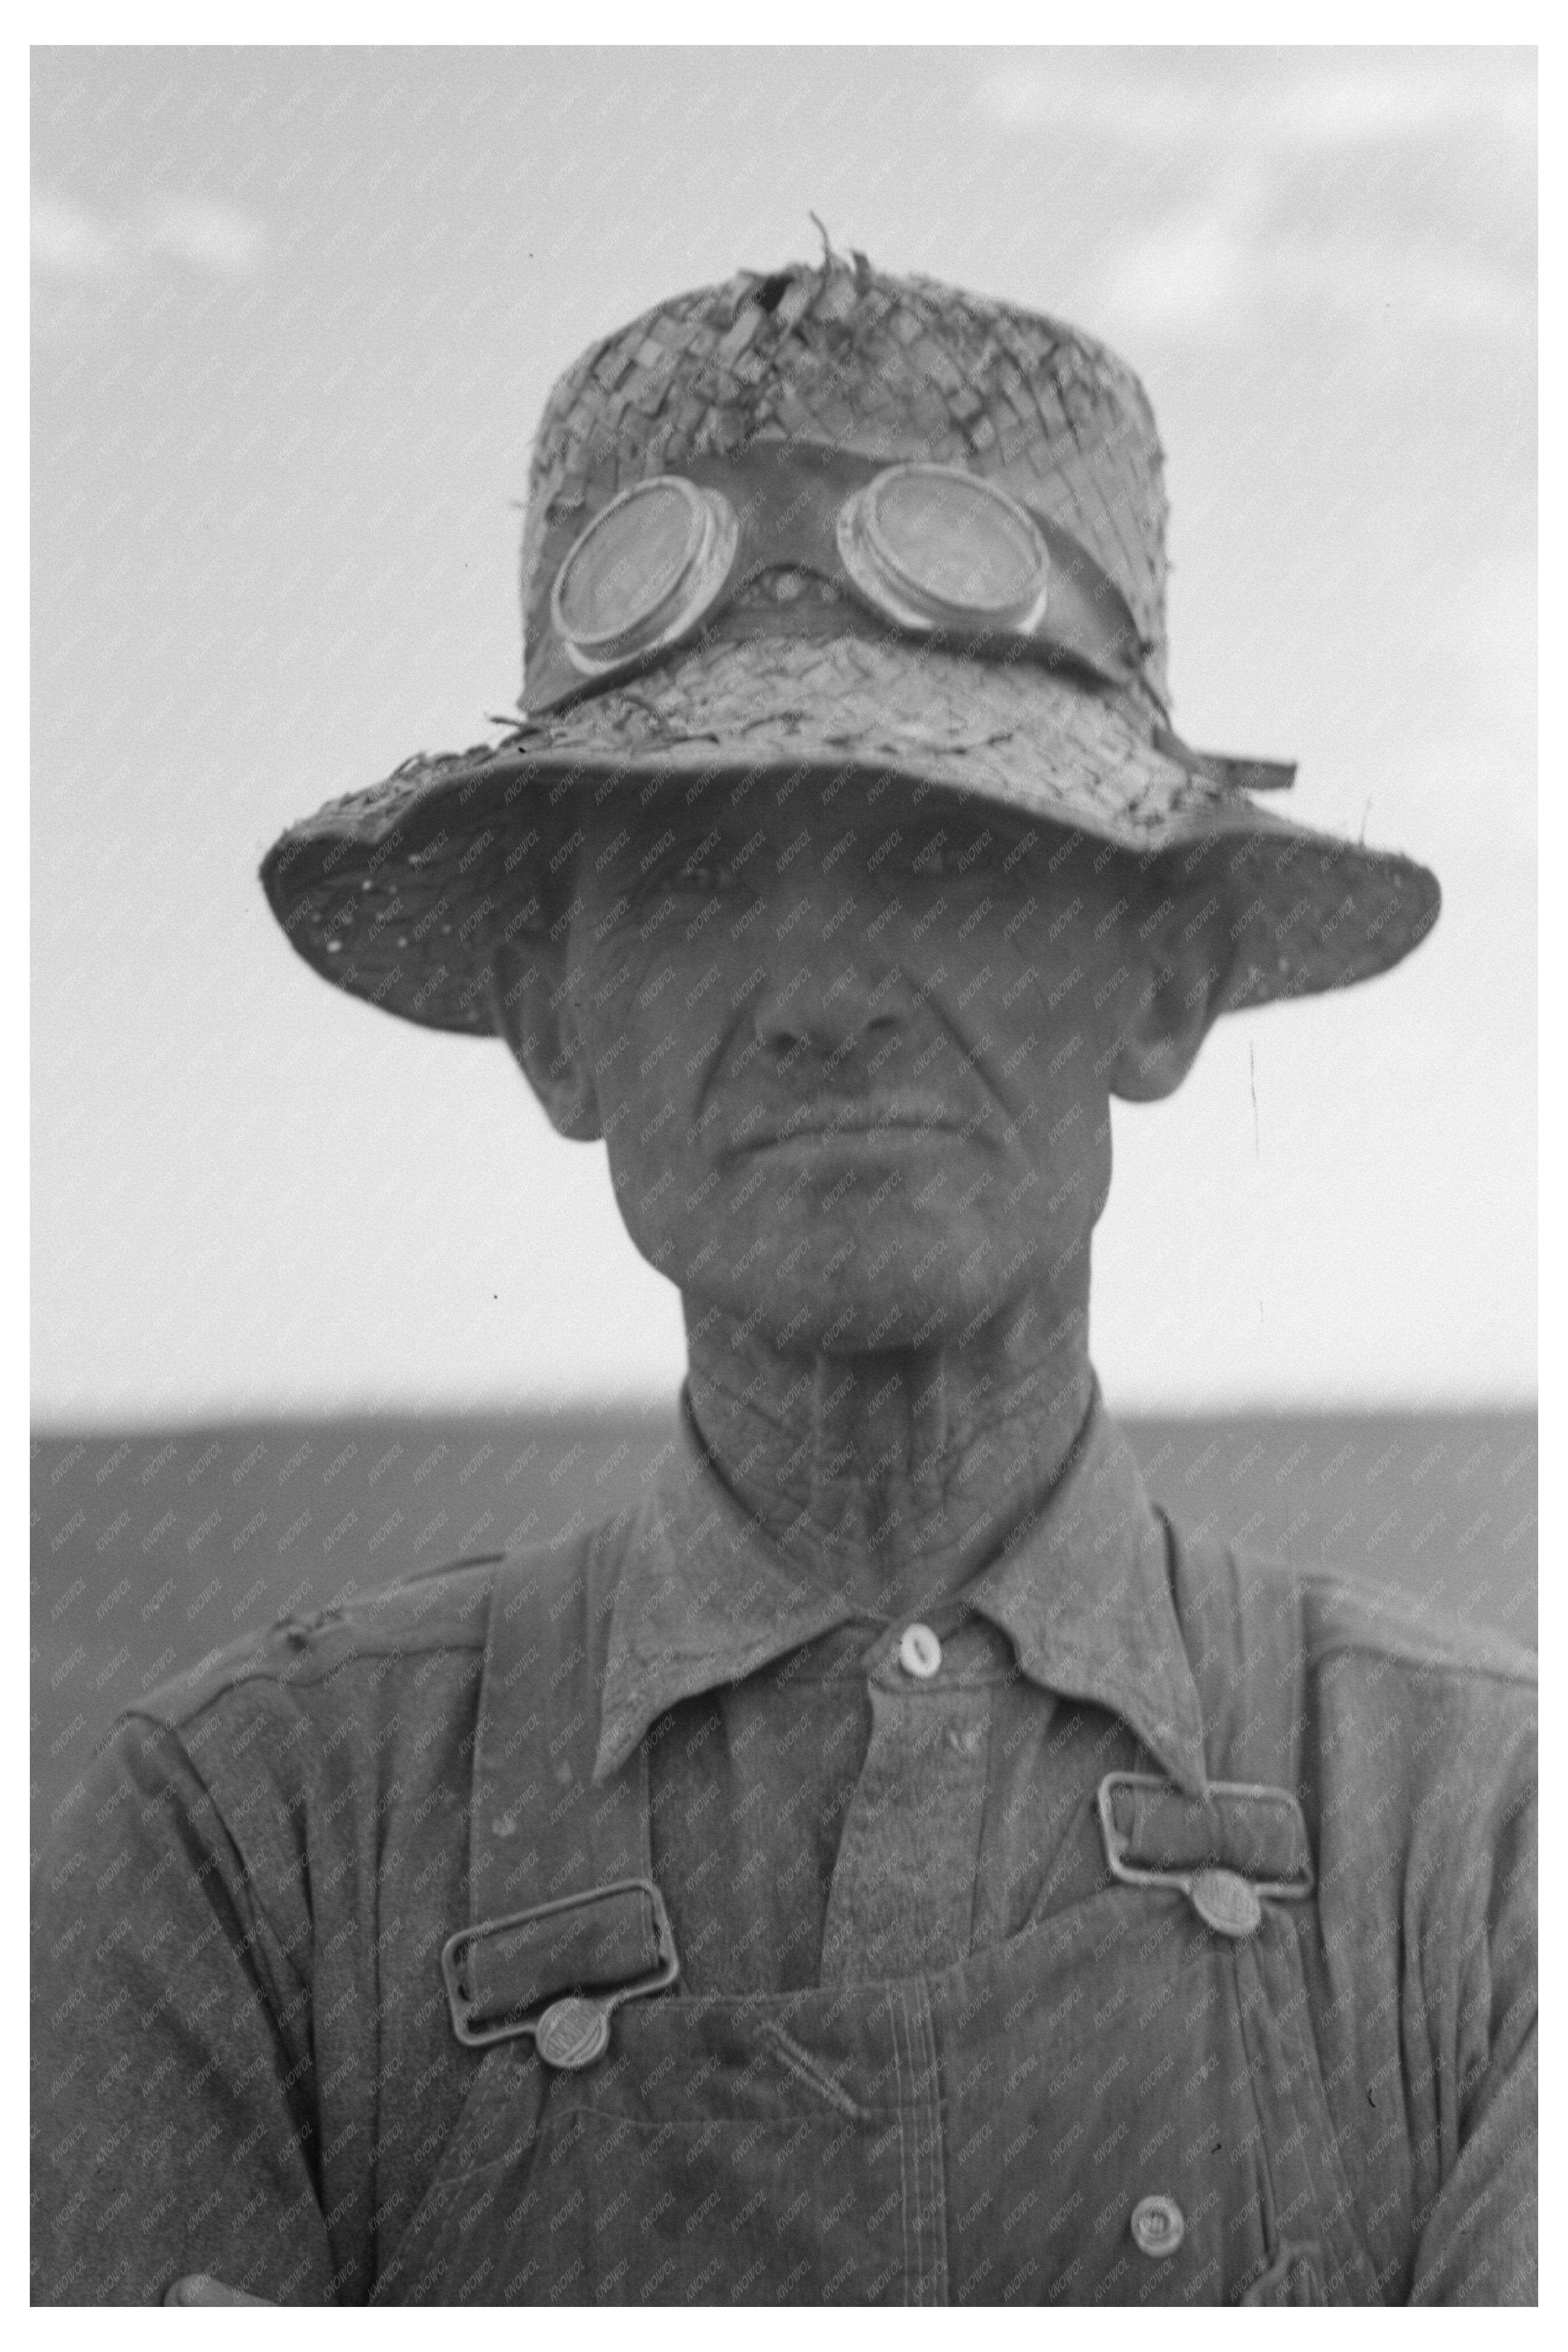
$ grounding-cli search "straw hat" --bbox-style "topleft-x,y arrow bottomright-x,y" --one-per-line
260,252 -> 1440,1035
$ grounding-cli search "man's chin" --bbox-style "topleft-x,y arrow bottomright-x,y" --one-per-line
685,1276 -> 1007,1361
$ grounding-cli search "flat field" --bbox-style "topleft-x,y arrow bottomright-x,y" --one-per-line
31,1408 -> 1536,1855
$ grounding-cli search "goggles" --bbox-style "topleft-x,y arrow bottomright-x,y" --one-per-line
534,445 -> 1141,699
527,446 -> 1294,794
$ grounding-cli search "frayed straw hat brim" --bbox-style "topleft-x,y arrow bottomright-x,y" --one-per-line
261,637 -> 1438,1038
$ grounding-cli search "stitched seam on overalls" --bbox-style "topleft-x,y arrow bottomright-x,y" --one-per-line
1258,1917 -> 1381,2301
962,1706 -> 994,1957
761,2021 -> 873,2119
889,1989 -> 913,2302
915,1984 -> 948,2306
1232,1936 -> 1297,2297
901,1983 -> 939,2307
900,1987 -> 923,2305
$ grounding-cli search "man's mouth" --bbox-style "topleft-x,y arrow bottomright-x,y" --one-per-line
738,1099 -> 967,1152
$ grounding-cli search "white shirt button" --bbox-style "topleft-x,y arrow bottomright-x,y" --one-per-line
898,1623 -> 942,1679
1130,2194 -> 1185,2258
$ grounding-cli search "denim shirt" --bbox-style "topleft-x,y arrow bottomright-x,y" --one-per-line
31,1392 -> 1536,2303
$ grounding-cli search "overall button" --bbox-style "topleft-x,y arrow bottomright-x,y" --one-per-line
534,1996 -> 611,2071
898,1623 -> 942,1679
1130,2194 -> 1185,2259
1189,1867 -> 1263,1939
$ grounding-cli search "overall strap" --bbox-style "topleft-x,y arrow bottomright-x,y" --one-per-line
1159,1511 -> 1309,1793
444,1532 -> 676,2064
1155,1517 -> 1384,2303
468,1538 -> 646,1918
1096,1514 -> 1315,1938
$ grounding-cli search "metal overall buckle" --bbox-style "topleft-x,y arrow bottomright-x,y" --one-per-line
1097,1771 -> 1315,1940
441,1876 -> 680,2068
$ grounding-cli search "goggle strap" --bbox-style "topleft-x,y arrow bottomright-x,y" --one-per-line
1151,727 -> 1297,795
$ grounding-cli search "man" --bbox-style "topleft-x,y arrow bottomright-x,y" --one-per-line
32,253 -> 1535,2306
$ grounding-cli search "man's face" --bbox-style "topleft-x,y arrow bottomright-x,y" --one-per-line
521,770 -> 1172,1356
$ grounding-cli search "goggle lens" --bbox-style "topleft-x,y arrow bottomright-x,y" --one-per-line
865,471 -> 1045,619
552,479 -> 712,657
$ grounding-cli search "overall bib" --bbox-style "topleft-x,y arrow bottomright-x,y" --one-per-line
370,1527 -> 1381,2306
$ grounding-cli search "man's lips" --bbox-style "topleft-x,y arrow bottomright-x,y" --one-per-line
735,1102 -> 970,1152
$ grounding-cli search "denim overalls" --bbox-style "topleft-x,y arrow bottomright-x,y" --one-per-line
369,1527 -> 1379,2306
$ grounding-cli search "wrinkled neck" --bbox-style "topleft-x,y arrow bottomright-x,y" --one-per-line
683,1273 -> 1095,1619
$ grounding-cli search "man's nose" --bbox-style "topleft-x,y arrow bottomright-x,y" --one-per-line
751,938 -> 914,1061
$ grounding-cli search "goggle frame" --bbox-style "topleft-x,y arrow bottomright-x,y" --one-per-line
548,475 -> 740,677
534,449 -> 1143,704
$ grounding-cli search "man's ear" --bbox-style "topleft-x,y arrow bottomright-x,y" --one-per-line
1106,886 -> 1237,1104
485,931 -> 603,1141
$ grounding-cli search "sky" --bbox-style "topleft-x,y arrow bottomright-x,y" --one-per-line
31,44 -> 1536,1422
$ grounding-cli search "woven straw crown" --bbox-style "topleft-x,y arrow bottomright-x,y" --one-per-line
520,254 -> 1172,721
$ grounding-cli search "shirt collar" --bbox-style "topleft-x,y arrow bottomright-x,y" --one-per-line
593,1379 -> 1208,1796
